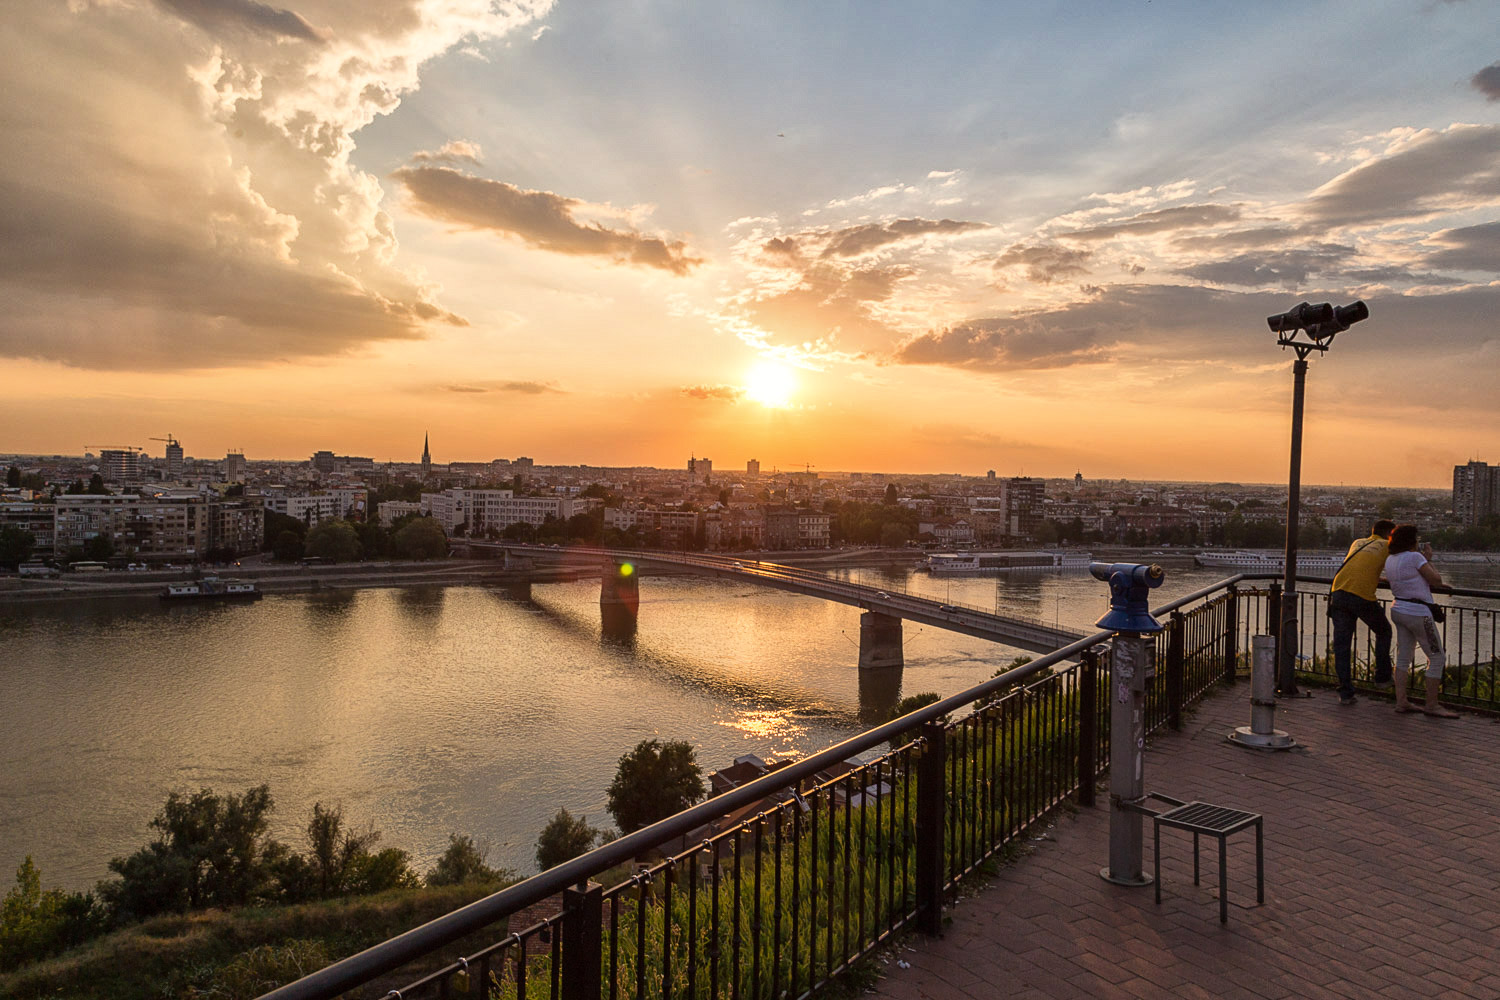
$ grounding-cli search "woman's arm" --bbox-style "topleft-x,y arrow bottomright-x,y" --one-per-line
1418,560 -> 1446,590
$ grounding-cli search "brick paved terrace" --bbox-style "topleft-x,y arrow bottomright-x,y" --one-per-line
871,684 -> 1500,1000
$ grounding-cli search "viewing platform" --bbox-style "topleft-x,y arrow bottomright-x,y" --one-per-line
872,685 -> 1500,1000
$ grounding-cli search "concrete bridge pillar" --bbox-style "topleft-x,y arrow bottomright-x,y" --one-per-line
600,559 -> 639,617
503,580 -> 531,602
503,549 -> 535,571
859,611 -> 904,670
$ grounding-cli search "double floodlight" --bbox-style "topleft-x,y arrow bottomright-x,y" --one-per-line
1268,299 -> 1369,354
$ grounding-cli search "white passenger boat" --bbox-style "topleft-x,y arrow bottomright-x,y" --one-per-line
1193,550 -> 1344,575
927,550 -> 1093,575
161,576 -> 262,601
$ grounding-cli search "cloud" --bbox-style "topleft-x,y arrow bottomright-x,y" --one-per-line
994,244 -> 1094,284
1301,124 -> 1500,225
0,2 -> 552,370
411,140 -> 484,166
393,165 -> 700,274
155,0 -> 325,42
1423,221 -> 1500,272
821,218 -> 988,258
1473,62 -> 1500,101
441,380 -> 562,394
681,384 -> 745,401
1061,204 -> 1241,241
1175,247 -> 1355,289
894,318 -> 1112,371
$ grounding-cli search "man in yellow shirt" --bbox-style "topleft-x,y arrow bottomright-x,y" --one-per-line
1327,519 -> 1395,706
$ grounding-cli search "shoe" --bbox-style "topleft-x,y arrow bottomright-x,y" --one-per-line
1373,680 -> 1394,691
1339,695 -> 1358,707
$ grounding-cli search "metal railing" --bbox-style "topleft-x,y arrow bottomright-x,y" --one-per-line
260,574 -> 1498,1000
1245,575 -> 1500,711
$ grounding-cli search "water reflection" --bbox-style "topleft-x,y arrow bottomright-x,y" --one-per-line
599,604 -> 638,650
857,665 -> 903,725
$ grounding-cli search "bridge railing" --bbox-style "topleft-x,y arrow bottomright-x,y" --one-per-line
259,575 -> 1263,1000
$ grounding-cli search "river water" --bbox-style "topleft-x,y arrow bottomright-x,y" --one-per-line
5,560 -> 1497,891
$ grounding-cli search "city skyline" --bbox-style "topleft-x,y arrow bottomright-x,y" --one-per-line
3,2 -> 1498,487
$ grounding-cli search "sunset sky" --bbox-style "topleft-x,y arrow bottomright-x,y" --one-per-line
2,1 -> 1497,486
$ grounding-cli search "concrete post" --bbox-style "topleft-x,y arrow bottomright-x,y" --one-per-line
858,612 -> 904,669
1100,633 -> 1152,887
1229,634 -> 1296,750
599,559 -> 639,616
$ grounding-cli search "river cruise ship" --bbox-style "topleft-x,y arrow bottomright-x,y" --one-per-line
927,550 -> 1093,575
1193,550 -> 1344,575
161,576 -> 262,601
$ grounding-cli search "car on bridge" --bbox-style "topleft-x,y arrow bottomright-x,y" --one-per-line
939,604 -> 958,612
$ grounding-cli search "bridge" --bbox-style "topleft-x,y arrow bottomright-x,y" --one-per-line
468,542 -> 1086,665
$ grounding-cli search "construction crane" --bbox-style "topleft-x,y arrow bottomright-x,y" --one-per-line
149,434 -> 178,448
85,444 -> 142,453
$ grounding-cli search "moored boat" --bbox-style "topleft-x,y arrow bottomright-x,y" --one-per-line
927,550 -> 1093,574
161,576 -> 262,601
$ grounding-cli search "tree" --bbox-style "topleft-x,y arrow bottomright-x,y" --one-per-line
535,809 -> 601,872
883,483 -> 898,505
301,802 -> 417,896
304,520 -> 362,563
888,692 -> 946,749
392,516 -> 448,560
85,473 -> 110,495
426,834 -> 510,887
272,530 -> 304,563
99,785 -> 276,921
0,857 -> 103,971
879,522 -> 910,548
0,526 -> 35,569
82,535 -> 114,562
262,511 -> 306,551
606,739 -> 705,834
4,466 -> 18,488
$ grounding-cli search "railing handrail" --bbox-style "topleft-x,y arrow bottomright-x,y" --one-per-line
260,574 -> 1247,1000
1234,570 -> 1500,601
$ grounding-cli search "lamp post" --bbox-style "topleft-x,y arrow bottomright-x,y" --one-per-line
1267,300 -> 1370,695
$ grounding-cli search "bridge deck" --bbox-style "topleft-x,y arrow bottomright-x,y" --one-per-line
486,544 -> 1085,655
870,685 -> 1500,1000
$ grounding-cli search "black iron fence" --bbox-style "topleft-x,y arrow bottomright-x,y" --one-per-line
260,574 -> 1498,1000
1242,576 -> 1500,711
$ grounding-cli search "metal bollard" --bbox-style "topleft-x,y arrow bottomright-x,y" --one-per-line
1229,634 -> 1296,750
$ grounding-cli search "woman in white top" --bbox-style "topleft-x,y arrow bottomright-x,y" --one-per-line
1383,524 -> 1457,718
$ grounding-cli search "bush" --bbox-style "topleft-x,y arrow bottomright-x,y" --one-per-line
426,835 -> 509,887
392,517 -> 448,560
888,692 -> 947,749
303,521 -> 361,563
535,810 -> 601,872
1,858 -> 103,971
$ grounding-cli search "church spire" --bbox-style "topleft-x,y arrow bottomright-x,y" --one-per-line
421,432 -> 431,476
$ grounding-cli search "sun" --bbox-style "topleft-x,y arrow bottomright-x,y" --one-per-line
743,361 -> 797,408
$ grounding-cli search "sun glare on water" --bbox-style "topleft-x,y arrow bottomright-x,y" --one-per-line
744,361 -> 797,408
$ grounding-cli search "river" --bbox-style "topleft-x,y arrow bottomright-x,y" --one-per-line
5,560 -> 1497,891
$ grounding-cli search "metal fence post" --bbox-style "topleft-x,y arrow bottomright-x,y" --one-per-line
561,881 -> 603,1000
1078,648 -> 1098,807
915,720 -> 947,936
1166,611 -> 1185,731
1267,580 -> 1282,679
1223,585 -> 1239,685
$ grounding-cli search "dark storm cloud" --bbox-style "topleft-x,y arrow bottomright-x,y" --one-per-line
1302,125 -> 1500,225
155,0 -> 325,42
1062,205 -> 1241,241
820,218 -> 988,258
393,166 -> 700,275
1424,221 -> 1500,272
1473,62 -> 1500,101
994,244 -> 1093,284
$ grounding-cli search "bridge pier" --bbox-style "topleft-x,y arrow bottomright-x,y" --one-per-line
503,580 -> 532,602
600,559 -> 640,617
504,550 -> 535,571
859,612 -> 904,670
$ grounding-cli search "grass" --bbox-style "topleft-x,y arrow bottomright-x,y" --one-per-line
0,882 -> 513,1000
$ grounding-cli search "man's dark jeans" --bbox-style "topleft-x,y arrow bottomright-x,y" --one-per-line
1328,589 -> 1393,697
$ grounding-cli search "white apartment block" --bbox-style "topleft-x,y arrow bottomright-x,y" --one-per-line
421,489 -> 573,535
51,494 -> 262,560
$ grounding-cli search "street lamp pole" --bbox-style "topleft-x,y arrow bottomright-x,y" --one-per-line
1268,300 -> 1370,696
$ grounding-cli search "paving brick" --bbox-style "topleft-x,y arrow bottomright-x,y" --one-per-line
866,685 -> 1500,1000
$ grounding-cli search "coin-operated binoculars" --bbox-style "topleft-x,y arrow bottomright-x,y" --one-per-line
1090,562 -> 1164,886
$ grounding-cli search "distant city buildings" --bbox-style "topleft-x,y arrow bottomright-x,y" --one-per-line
162,438 -> 183,480
99,449 -> 143,487
746,458 -> 760,477
224,451 -> 246,482
1453,461 -> 1500,526
688,455 -> 712,484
